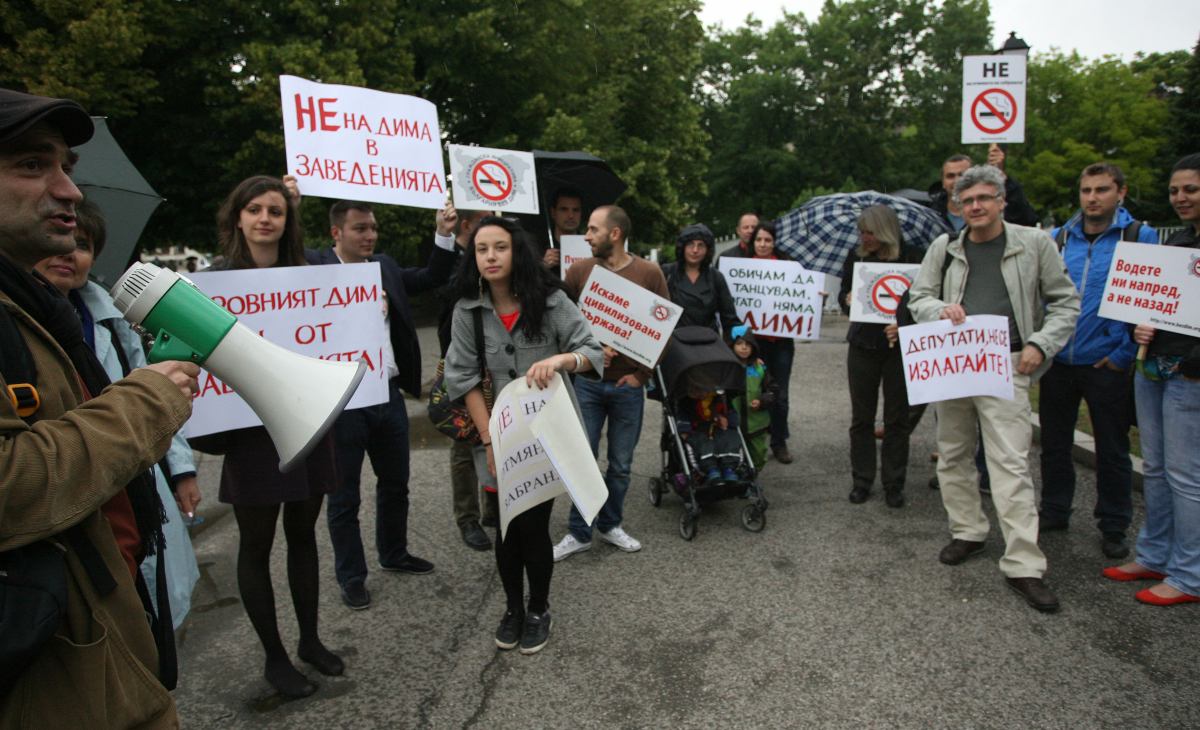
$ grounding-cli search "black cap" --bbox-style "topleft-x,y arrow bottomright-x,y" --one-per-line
0,87 -> 94,147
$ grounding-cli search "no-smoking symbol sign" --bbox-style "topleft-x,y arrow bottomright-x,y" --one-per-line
971,88 -> 1017,134
871,274 -> 911,317
470,158 -> 514,202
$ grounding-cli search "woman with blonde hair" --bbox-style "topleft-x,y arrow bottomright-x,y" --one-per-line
837,205 -> 924,507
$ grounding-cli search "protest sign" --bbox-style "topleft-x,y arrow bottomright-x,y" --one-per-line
1097,241 -> 1200,338
577,265 -> 682,369
280,75 -> 445,208
961,55 -> 1026,144
185,264 -> 389,437
718,257 -> 825,340
447,144 -> 538,214
559,235 -> 592,277
849,262 -> 922,324
489,373 -> 607,539
899,315 -> 1014,405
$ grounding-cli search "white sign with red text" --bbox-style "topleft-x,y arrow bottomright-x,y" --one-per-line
448,144 -> 538,214
899,315 -> 1014,405
559,235 -> 592,277
280,75 -> 446,208
489,373 -> 607,539
850,262 -> 922,324
718,257 -> 825,340
1097,241 -> 1200,338
961,55 -> 1026,144
184,264 -> 389,437
577,265 -> 682,368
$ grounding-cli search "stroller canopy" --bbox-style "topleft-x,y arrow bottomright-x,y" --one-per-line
657,326 -> 745,400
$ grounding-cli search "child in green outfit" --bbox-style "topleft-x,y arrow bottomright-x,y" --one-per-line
729,325 -> 778,470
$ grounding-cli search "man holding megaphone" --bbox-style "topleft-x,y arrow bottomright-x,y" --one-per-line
304,198 -> 460,611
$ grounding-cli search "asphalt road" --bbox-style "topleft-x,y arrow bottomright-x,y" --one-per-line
173,314 -> 1199,728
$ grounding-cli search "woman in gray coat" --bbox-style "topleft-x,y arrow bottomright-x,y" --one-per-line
444,216 -> 603,655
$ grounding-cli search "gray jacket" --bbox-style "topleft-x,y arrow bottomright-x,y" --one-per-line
444,288 -> 604,400
907,222 -> 1080,380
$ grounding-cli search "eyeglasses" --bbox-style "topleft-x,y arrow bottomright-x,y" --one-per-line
957,193 -> 1003,208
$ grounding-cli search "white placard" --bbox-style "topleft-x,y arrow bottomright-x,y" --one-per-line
718,257 -> 825,340
559,235 -> 592,277
899,315 -> 1014,405
489,373 -> 607,539
184,264 -> 390,437
447,144 -> 538,214
280,75 -> 446,208
1098,241 -> 1200,338
577,265 -> 682,369
961,55 -> 1026,144
850,262 -> 923,324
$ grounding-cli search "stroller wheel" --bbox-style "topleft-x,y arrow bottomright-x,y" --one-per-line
741,504 -> 766,533
678,512 -> 698,541
648,477 -> 664,507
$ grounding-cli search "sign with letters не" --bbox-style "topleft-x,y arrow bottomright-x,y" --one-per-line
489,373 -> 608,539
1097,241 -> 1200,338
849,262 -> 922,324
718,257 -> 825,340
559,235 -> 592,277
576,265 -> 682,369
280,75 -> 446,208
961,54 -> 1026,144
448,144 -> 538,214
184,264 -> 389,437
899,315 -> 1014,405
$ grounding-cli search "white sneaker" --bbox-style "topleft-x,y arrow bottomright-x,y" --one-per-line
552,534 -> 592,562
598,526 -> 642,553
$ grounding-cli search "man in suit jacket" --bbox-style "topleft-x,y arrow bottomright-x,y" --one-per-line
306,200 -> 459,610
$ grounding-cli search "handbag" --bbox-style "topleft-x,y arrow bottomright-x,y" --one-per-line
428,308 -> 492,441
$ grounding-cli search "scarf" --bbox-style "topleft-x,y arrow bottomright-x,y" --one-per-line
0,253 -> 165,560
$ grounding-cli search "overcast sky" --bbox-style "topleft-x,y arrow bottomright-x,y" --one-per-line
699,0 -> 1199,60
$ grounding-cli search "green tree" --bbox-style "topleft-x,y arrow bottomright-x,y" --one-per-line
1167,36 -> 1200,162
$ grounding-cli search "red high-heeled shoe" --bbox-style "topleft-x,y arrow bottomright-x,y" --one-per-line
1135,587 -> 1200,606
1101,566 -> 1166,582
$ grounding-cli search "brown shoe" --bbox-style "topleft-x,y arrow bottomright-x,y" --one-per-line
1006,577 -> 1060,613
772,445 -> 793,464
938,538 -> 985,565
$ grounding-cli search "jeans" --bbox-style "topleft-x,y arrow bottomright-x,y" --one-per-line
1038,361 -> 1134,534
759,338 -> 794,448
568,377 -> 645,542
327,380 -> 411,587
846,344 -> 911,493
1133,373 -> 1200,596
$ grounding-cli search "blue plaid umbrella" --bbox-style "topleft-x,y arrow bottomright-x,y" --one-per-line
774,191 -> 951,275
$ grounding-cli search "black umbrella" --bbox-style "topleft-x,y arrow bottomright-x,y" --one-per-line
515,150 -> 627,248
71,117 -> 165,287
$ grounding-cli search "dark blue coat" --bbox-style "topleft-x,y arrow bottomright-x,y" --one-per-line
305,243 -> 456,397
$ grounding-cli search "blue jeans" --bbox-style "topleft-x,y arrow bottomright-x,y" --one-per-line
1133,372 -> 1200,596
327,380 -> 411,587
1038,361 -> 1134,534
759,338 -> 794,448
568,377 -> 645,542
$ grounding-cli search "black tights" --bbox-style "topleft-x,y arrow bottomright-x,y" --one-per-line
234,495 -> 340,696
495,498 -> 554,614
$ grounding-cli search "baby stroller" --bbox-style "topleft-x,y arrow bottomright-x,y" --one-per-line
646,326 -> 769,540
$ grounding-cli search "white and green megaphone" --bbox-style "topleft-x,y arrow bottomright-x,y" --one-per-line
110,262 -> 367,472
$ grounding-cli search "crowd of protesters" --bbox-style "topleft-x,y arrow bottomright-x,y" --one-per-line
1,82 -> 1197,727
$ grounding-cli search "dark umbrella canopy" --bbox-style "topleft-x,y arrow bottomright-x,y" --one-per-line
71,117 -> 165,287
774,191 -> 951,276
514,150 -> 627,248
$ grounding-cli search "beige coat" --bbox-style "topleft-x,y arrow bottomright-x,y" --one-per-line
0,290 -> 190,729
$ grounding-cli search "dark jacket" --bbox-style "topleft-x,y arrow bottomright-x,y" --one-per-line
305,243 -> 456,398
927,175 -> 1038,228
661,262 -> 742,339
1146,226 -> 1200,378
838,244 -> 925,349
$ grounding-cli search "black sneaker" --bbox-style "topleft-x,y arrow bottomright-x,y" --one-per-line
495,609 -> 524,650
461,521 -> 492,552
519,610 -> 552,655
380,552 -> 434,575
1101,533 -> 1130,559
340,580 -> 370,610
885,490 -> 905,508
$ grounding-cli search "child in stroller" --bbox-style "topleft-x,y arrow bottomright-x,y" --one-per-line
679,377 -> 742,487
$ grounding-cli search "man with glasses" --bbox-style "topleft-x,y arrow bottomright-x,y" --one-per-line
908,165 -> 1079,613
